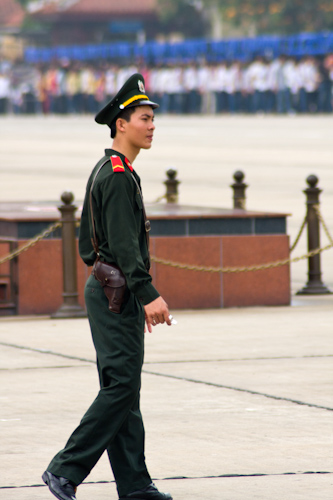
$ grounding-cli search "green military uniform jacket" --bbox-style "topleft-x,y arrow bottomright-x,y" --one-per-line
79,148 -> 160,306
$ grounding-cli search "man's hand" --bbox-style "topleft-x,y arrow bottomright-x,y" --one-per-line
144,296 -> 171,333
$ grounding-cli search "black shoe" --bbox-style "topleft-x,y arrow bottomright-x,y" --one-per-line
119,482 -> 172,500
42,471 -> 77,500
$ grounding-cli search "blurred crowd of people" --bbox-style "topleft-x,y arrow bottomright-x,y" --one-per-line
0,54 -> 332,116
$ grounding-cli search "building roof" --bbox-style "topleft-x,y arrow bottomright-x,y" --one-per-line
29,0 -> 157,19
0,0 -> 25,29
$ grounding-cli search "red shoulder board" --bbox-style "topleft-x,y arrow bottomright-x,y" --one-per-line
124,157 -> 133,172
110,155 -> 125,173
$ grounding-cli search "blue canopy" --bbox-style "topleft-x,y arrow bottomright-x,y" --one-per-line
24,31 -> 333,64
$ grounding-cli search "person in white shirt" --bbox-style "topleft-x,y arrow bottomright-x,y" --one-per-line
151,65 -> 167,113
266,58 -> 279,112
275,56 -> 291,113
0,71 -> 10,114
214,61 -> 228,112
241,61 -> 254,112
65,64 -> 80,113
183,62 -> 200,113
318,55 -> 333,113
168,64 -> 184,113
225,61 -> 243,113
197,61 -> 212,114
158,65 -> 172,113
247,56 -> 269,112
146,66 -> 160,109
80,65 -> 91,113
105,65 -> 117,104
284,57 -> 300,112
56,66 -> 67,114
10,83 -> 23,114
298,56 -> 320,112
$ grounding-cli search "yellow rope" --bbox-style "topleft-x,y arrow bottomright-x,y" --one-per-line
0,221 -> 62,265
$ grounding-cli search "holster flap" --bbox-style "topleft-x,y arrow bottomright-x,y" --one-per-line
92,259 -> 126,288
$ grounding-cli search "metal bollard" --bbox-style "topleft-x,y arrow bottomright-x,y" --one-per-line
52,192 -> 87,318
296,175 -> 332,295
164,169 -> 180,203
231,170 -> 247,210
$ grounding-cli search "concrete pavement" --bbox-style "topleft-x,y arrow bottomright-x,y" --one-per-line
1,294 -> 332,499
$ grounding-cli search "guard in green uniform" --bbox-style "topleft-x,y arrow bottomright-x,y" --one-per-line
42,74 -> 173,500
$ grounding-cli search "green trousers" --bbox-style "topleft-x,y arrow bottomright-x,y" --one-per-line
47,275 -> 151,497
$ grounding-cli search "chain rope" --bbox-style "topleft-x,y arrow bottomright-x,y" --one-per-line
153,193 -> 167,203
0,206 -> 332,274
289,214 -> 307,253
150,204 -> 333,273
151,243 -> 333,274
313,204 -> 333,245
0,221 -> 62,266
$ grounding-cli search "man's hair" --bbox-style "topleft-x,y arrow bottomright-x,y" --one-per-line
110,106 -> 137,138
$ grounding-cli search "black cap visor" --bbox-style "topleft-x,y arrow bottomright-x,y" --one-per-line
126,99 -> 159,110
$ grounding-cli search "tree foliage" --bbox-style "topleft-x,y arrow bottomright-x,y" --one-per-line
15,0 -> 30,7
157,0 -> 210,37
157,0 -> 333,35
220,0 -> 333,34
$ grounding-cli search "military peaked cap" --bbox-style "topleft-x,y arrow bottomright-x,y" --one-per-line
95,73 -> 159,127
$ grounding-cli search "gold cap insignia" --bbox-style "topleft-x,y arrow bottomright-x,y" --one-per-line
138,80 -> 145,93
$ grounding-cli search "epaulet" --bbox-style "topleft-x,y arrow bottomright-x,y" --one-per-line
110,155 -> 134,173
110,155 -> 125,173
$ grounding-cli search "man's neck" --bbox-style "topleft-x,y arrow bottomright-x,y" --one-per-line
111,138 -> 140,164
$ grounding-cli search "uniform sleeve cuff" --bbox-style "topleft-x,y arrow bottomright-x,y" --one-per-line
136,283 -> 160,306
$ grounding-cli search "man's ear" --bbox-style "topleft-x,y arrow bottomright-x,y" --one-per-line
116,117 -> 126,134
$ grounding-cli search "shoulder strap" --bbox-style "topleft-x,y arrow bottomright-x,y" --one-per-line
89,158 -> 109,256
130,172 -> 151,270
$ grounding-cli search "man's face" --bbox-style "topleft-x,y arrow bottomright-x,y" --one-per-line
122,105 -> 155,150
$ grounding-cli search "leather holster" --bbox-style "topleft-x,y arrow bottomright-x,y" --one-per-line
92,258 -> 126,313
